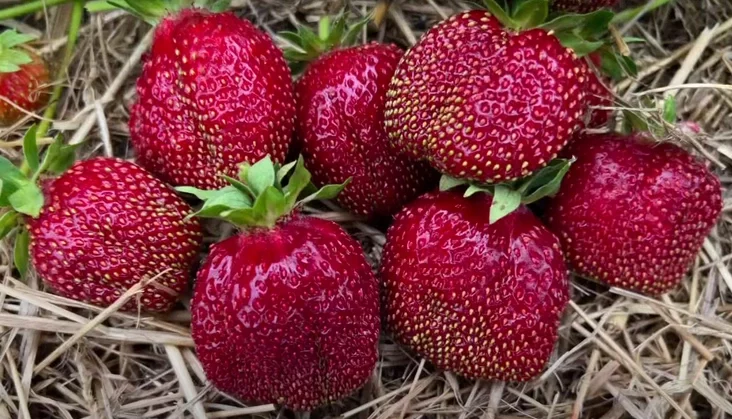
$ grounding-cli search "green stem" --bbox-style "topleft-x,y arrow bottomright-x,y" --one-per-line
0,0 -> 74,21
20,0 -> 84,176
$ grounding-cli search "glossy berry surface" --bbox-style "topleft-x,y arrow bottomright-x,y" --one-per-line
0,53 -> 49,125
295,43 -> 437,217
381,191 -> 569,381
552,0 -> 619,13
191,215 -> 379,410
545,133 -> 722,295
129,9 -> 295,189
384,11 -> 587,183
28,158 -> 202,312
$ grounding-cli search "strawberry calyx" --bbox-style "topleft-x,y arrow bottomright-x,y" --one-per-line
105,0 -> 230,25
177,156 -> 350,229
439,158 -> 574,224
481,0 -> 615,56
0,29 -> 37,73
280,11 -> 370,74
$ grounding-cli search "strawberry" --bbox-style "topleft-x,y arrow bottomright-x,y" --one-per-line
381,191 -> 569,381
0,30 -> 50,125
288,17 -> 437,217
551,0 -> 619,13
181,156 -> 379,410
585,68 -> 613,127
125,2 -> 295,189
0,131 -> 202,312
383,2 -> 615,184
545,133 -> 722,295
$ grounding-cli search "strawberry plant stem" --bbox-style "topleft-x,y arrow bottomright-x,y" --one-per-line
0,0 -> 74,21
21,0 -> 84,176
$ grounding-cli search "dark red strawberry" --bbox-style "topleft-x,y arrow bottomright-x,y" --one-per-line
22,158 -> 202,312
384,8 -> 596,183
183,156 -> 379,410
294,42 -> 438,217
585,68 -> 613,127
0,30 -> 49,124
128,6 -> 294,189
545,133 -> 722,295
381,190 -> 569,381
552,0 -> 619,13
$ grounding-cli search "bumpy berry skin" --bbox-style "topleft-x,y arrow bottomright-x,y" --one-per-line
545,133 -> 722,295
552,0 -> 619,13
384,11 -> 587,183
192,215 -> 379,410
28,158 -> 202,312
381,191 -> 569,381
295,43 -> 437,217
0,53 -> 49,125
585,70 -> 613,127
129,9 -> 295,190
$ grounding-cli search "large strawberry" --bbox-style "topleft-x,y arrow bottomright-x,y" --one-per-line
551,0 -> 619,13
545,133 -> 722,295
381,191 -> 569,381
180,156 -> 379,410
288,18 -> 438,218
123,1 -> 295,189
384,1 -> 617,185
0,130 -> 202,312
0,30 -> 50,125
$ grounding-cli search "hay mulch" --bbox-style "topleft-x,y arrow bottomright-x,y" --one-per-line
1,0 -> 731,418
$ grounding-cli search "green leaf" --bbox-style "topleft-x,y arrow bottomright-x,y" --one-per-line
439,175 -> 468,192
195,186 -> 252,218
44,144 -> 76,176
464,184 -> 492,197
481,0 -> 516,29
276,160 -> 298,185
245,155 -> 276,196
279,31 -> 305,48
8,182 -> 44,217
299,179 -> 351,206
0,48 -> 33,73
518,159 -> 572,204
0,156 -> 29,207
221,174 -> 256,198
553,32 -> 604,56
489,185 -> 522,224
0,210 -> 18,240
283,157 -> 311,207
577,10 -> 615,40
512,0 -> 548,29
623,109 -> 649,132
176,186 -> 223,201
23,125 -> 39,174
14,228 -> 29,278
663,96 -> 677,123
0,30 -> 36,49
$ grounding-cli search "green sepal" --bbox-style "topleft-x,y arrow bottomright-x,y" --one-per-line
512,0 -> 548,29
23,126 -> 40,174
594,46 -> 637,81
0,155 -> 28,207
662,96 -> 677,123
490,185 -> 522,224
176,155 -> 350,229
0,30 -> 36,73
0,210 -> 19,240
8,182 -> 44,218
104,0 -> 231,25
41,137 -> 77,176
553,32 -> 604,57
482,0 -> 517,29
280,11 -> 371,74
14,228 -> 29,278
439,158 -> 574,223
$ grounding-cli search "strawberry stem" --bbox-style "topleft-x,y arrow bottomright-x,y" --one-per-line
0,0 -> 73,21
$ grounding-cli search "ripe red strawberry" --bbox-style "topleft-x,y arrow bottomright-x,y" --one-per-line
381,191 -> 569,381
545,133 -> 722,295
585,69 -> 613,127
25,157 -> 202,312
0,30 -> 50,124
128,7 -> 294,189
552,0 -> 619,13
384,10 -> 592,183
184,156 -> 379,410
295,42 -> 437,217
